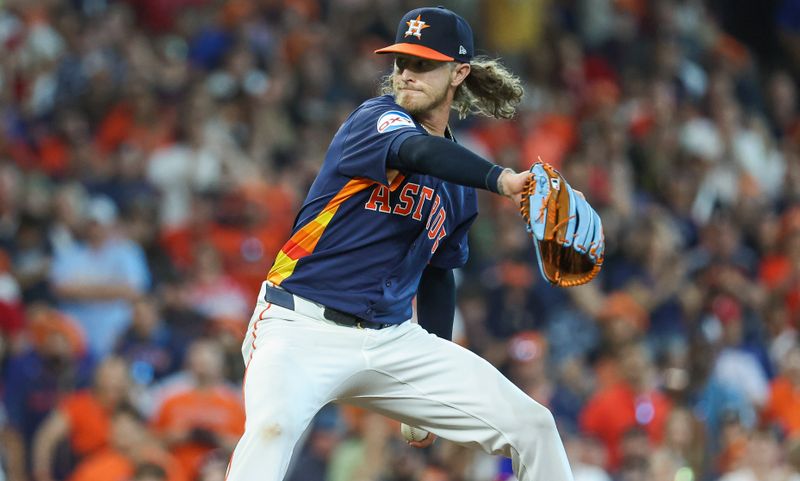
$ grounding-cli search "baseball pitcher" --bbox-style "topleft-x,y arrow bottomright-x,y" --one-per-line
227,6 -> 603,481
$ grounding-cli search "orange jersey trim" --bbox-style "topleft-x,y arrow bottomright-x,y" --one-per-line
267,175 -> 406,285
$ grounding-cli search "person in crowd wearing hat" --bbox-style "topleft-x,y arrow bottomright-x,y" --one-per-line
49,195 -> 151,357
226,6 -> 575,481
3,304 -> 93,475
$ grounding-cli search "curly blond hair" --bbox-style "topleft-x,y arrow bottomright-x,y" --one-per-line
380,56 -> 524,120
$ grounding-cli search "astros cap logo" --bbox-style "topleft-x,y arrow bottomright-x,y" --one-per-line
404,15 -> 430,39
375,7 -> 474,63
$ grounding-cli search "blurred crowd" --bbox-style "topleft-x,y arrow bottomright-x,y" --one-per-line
3,0 -> 800,480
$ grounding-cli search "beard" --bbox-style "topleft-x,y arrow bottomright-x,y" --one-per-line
393,76 -> 449,115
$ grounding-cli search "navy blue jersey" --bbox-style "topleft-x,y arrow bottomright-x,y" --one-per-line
267,95 -> 478,324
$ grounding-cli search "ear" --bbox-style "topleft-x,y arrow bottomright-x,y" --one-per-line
450,63 -> 471,88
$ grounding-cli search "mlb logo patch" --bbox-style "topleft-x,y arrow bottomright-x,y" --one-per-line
376,110 -> 415,133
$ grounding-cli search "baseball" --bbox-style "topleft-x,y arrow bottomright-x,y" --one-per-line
400,423 -> 430,442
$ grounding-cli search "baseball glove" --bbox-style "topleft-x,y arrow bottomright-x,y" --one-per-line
519,162 -> 604,287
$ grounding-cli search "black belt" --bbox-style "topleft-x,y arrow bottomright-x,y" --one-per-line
264,284 -> 391,330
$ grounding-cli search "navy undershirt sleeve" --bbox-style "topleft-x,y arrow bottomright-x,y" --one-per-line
389,135 -> 504,193
416,264 -> 455,341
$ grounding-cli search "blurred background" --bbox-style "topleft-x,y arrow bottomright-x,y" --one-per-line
2,0 -> 800,480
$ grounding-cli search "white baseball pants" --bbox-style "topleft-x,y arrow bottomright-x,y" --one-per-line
226,282 -> 574,481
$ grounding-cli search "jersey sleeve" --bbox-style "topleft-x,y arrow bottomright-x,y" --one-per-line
338,98 -> 425,185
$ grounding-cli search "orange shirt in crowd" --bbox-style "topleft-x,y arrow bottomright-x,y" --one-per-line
152,387 -> 245,478
763,377 -> 800,436
59,391 -> 112,456
522,114 -> 577,171
95,102 -> 174,155
580,382 -> 672,471
68,448 -> 187,481
759,255 -> 800,327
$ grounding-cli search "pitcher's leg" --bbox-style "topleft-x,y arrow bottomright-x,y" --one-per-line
227,309 -> 367,481
339,324 -> 573,481
226,324 -> 317,480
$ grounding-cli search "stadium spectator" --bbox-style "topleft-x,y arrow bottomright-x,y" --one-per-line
506,330 -> 554,405
763,345 -> 800,437
326,407 -> 392,481
285,406 -> 356,481
67,404 -> 186,481
0,165 -> 21,253
32,357 -> 131,481
709,295 -> 771,409
718,428 -> 794,481
10,213 -> 53,304
3,304 -> 93,471
182,242 -> 250,323
654,407 -> 705,478
49,195 -> 150,357
580,342 -> 673,472
114,296 -> 179,387
550,355 -> 595,436
47,184 -> 89,257
0,250 -> 25,343
0,374 -> 25,481
150,339 -> 244,479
